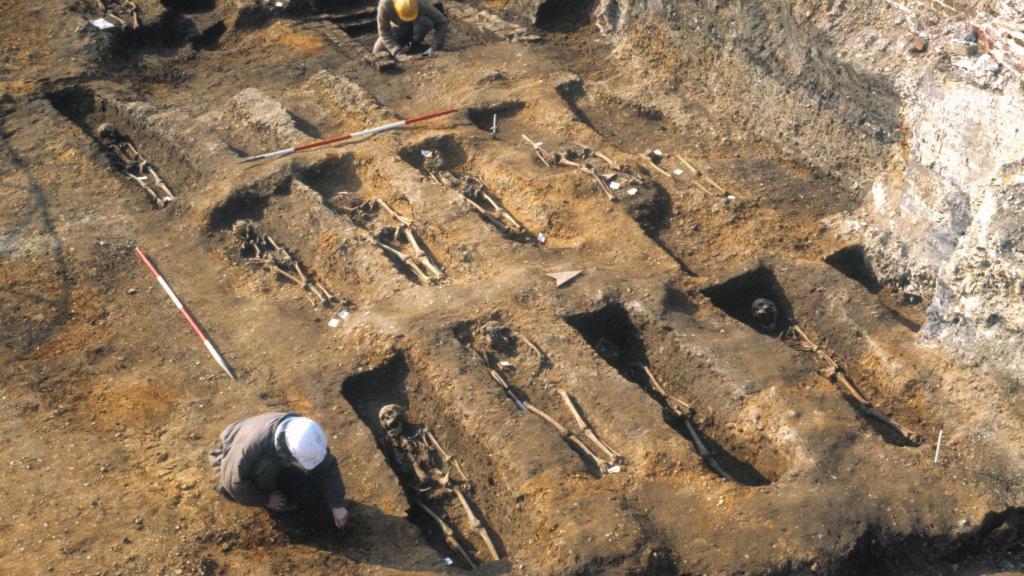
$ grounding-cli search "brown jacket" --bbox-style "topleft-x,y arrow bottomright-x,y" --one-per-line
376,0 -> 448,55
208,412 -> 345,508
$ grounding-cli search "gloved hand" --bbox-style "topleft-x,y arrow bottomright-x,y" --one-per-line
332,506 -> 350,529
424,46 -> 438,57
266,491 -> 288,511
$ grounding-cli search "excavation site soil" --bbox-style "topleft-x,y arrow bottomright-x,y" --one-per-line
2,0 -> 1024,574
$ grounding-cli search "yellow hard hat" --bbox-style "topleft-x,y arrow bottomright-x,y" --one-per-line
395,0 -> 419,22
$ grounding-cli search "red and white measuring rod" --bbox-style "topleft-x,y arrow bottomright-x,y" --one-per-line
239,108 -> 460,163
135,245 -> 237,381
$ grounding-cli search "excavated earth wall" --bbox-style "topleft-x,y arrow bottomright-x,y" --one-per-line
3,0 -> 1024,574
493,0 -> 1024,400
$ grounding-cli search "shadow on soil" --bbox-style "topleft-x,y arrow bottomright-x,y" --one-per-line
266,501 -> 449,574
565,302 -> 771,485
702,266 -> 793,335
834,508 -> 1024,576
825,245 -> 922,332
341,353 -> 500,569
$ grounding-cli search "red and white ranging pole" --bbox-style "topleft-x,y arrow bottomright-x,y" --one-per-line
135,245 -> 237,381
238,108 -> 460,163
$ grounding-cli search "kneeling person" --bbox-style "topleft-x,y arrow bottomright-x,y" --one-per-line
373,0 -> 448,61
209,413 -> 349,529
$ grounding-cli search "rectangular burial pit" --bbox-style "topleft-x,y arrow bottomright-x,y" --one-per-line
341,353 -> 504,569
452,317 -> 621,477
297,161 -> 446,286
296,153 -> 364,213
701,266 -> 793,335
46,87 -> 181,209
466,101 -> 525,134
565,303 -> 774,486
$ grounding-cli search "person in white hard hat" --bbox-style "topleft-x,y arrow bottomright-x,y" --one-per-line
208,413 -> 349,529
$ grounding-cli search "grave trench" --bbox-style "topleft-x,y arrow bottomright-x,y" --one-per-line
704,265 -> 924,447
401,129 -> 678,259
452,315 -> 609,477
291,154 -> 451,287
312,0 -> 380,38
204,160 -> 431,307
534,0 -> 597,32
794,259 -> 931,448
554,76 -> 856,278
401,134 -> 540,244
398,134 -> 469,172
296,153 -> 365,213
340,352 -> 508,569
550,80 -> 694,271
45,86 -> 190,207
399,135 -> 517,237
466,101 -> 526,133
107,6 -> 226,55
837,507 -> 1024,575
207,175 -> 355,311
565,302 -> 778,485
701,266 -> 794,335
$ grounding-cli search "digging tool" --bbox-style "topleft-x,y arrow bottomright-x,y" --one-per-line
134,245 -> 236,380
239,108 -> 460,163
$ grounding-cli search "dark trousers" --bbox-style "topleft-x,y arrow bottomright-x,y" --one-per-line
372,17 -> 436,55
276,466 -> 323,509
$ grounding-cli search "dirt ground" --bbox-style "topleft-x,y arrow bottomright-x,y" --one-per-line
1,1 -> 1023,575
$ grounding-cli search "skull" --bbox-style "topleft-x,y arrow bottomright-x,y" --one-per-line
751,298 -> 778,331
479,321 -> 516,355
379,404 -> 407,433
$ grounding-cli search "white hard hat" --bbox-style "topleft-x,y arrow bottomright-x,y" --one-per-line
283,417 -> 327,470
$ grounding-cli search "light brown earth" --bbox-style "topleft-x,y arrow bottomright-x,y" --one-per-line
1,1 -> 1022,575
